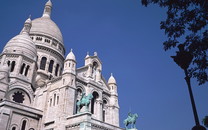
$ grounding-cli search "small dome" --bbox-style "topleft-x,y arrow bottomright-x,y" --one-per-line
108,73 -> 116,84
30,17 -> 63,44
3,34 -> 37,60
25,17 -> 32,24
66,49 -> 76,61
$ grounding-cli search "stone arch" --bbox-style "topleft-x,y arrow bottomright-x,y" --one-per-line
48,59 -> 54,73
91,59 -> 102,70
91,91 -> 99,114
24,65 -> 30,76
10,61 -> 16,72
102,97 -> 109,122
75,86 -> 86,114
55,63 -> 59,76
20,63 -> 26,74
6,86 -> 33,105
40,57 -> 47,70
20,117 -> 29,130
10,124 -> 18,130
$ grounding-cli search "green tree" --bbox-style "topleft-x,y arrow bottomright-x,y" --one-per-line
203,116 -> 208,128
141,0 -> 208,85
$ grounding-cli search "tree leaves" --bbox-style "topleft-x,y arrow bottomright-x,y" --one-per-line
141,0 -> 208,85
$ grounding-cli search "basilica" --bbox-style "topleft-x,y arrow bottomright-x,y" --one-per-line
0,1 -> 123,130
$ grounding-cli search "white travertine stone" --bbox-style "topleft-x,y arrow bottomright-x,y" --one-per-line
0,1 -> 123,130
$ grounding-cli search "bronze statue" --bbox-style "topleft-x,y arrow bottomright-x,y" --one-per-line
76,93 -> 93,113
124,112 -> 138,129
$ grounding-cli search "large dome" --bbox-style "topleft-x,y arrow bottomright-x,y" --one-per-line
3,34 -> 37,60
30,17 -> 63,44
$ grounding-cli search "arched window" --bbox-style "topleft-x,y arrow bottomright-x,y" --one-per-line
40,57 -> 47,70
7,60 -> 10,66
91,92 -> 99,114
92,62 -> 98,78
53,94 -> 56,106
10,61 -> 15,72
103,110 -> 105,122
77,88 -> 82,97
103,100 -> 107,122
12,127 -> 16,130
55,64 -> 59,76
75,88 -> 83,114
24,65 -> 30,76
20,63 -> 26,74
21,120 -> 27,130
48,60 -> 54,73
59,67 -> 62,76
57,96 -> 59,105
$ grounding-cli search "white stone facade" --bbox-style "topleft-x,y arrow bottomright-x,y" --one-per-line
0,1 -> 123,130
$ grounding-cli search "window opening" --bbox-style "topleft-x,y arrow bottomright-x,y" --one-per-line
25,65 -> 30,76
40,57 -> 47,70
12,91 -> 24,103
55,64 -> 59,76
48,60 -> 54,73
21,120 -> 26,130
53,94 -> 56,106
20,63 -> 26,74
91,92 -> 99,114
11,61 -> 15,72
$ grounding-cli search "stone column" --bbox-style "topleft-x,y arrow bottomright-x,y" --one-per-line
96,100 -> 103,121
29,62 -> 36,82
15,56 -> 23,75
87,65 -> 92,77
45,61 -> 49,73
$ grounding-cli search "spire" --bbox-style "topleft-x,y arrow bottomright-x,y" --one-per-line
85,52 -> 90,58
108,73 -> 116,84
94,52 -> 98,56
66,48 -> 76,61
20,16 -> 32,34
42,0 -> 52,18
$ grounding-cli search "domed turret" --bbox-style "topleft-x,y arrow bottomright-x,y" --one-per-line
63,49 -> 76,75
29,0 -> 65,81
108,73 -> 116,85
0,17 -> 38,97
66,49 -> 76,61
3,17 -> 37,60
30,0 -> 63,44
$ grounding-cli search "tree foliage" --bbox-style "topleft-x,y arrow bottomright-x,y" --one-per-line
203,116 -> 208,128
141,0 -> 208,85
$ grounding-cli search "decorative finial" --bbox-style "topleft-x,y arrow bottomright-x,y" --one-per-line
70,48 -> 73,52
85,51 -> 90,58
94,52 -> 97,56
20,16 -> 32,34
111,73 -> 113,76
42,0 -> 52,18
29,14 -> 31,19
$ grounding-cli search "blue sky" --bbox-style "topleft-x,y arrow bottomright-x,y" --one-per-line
0,0 -> 207,130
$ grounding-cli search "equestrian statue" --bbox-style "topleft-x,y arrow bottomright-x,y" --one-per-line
124,112 -> 138,130
76,93 -> 93,113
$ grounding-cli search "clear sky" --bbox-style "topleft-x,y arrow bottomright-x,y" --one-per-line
0,0 -> 207,130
